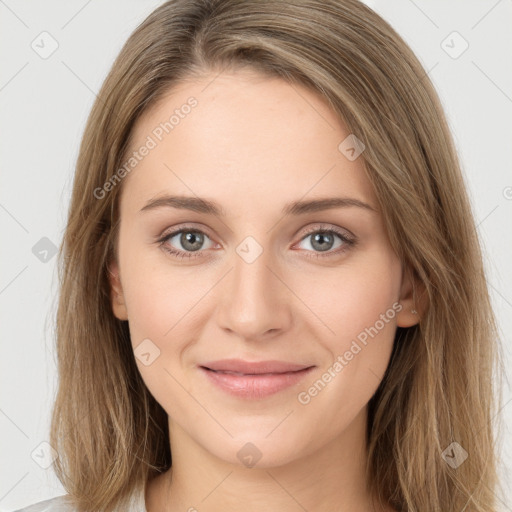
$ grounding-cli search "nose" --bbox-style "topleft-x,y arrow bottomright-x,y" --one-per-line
215,243 -> 293,341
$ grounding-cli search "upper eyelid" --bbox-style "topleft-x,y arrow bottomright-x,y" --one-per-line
160,224 -> 215,243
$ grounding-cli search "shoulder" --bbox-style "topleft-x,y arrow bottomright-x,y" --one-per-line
11,486 -> 147,512
11,494 -> 75,512
11,484 -> 146,512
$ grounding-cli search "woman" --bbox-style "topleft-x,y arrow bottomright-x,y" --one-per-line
15,0 -> 504,510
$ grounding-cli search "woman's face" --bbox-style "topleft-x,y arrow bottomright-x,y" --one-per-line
109,68 -> 418,468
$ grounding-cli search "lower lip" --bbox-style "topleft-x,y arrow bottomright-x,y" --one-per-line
199,366 -> 315,399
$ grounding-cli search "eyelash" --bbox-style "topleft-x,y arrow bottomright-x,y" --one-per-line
156,224 -> 356,261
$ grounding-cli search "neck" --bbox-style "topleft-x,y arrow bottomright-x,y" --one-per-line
146,406 -> 393,512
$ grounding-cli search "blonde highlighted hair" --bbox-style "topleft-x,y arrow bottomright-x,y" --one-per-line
50,0 -> 505,510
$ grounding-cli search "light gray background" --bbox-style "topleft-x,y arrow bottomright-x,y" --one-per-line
1,1 -> 511,510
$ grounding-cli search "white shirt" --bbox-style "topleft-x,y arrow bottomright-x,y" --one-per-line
11,484 -> 147,512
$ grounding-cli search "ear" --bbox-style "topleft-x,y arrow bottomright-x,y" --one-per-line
396,265 -> 427,328
107,259 -> 129,321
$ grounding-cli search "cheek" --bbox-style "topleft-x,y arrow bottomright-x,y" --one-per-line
293,249 -> 402,346
120,258 -> 202,415
294,251 -> 401,419
122,264 -> 200,351
119,247 -> 214,412
118,230 -> 198,342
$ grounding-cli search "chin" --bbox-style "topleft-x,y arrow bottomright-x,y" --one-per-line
201,428 -> 310,470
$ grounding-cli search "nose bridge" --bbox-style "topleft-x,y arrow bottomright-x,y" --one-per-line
216,238 -> 291,338
233,243 -> 277,297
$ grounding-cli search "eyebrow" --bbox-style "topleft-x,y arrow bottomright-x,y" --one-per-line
139,194 -> 377,216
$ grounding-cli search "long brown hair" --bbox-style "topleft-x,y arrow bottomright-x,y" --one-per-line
50,1 -> 505,510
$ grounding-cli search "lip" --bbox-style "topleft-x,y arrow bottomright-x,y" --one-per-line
199,359 -> 315,399
201,358 -> 312,374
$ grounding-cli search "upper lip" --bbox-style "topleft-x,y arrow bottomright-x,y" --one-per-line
200,359 -> 313,374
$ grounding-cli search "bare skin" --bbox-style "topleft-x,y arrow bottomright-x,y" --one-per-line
108,68 -> 419,512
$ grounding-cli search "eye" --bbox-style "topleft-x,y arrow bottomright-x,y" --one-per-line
156,223 -> 356,261
157,227 -> 216,260
294,225 -> 356,259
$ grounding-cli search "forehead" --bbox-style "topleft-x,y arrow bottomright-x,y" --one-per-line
119,69 -> 377,214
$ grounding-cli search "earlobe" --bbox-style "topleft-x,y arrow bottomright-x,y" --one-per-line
107,260 -> 129,321
396,265 -> 427,328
